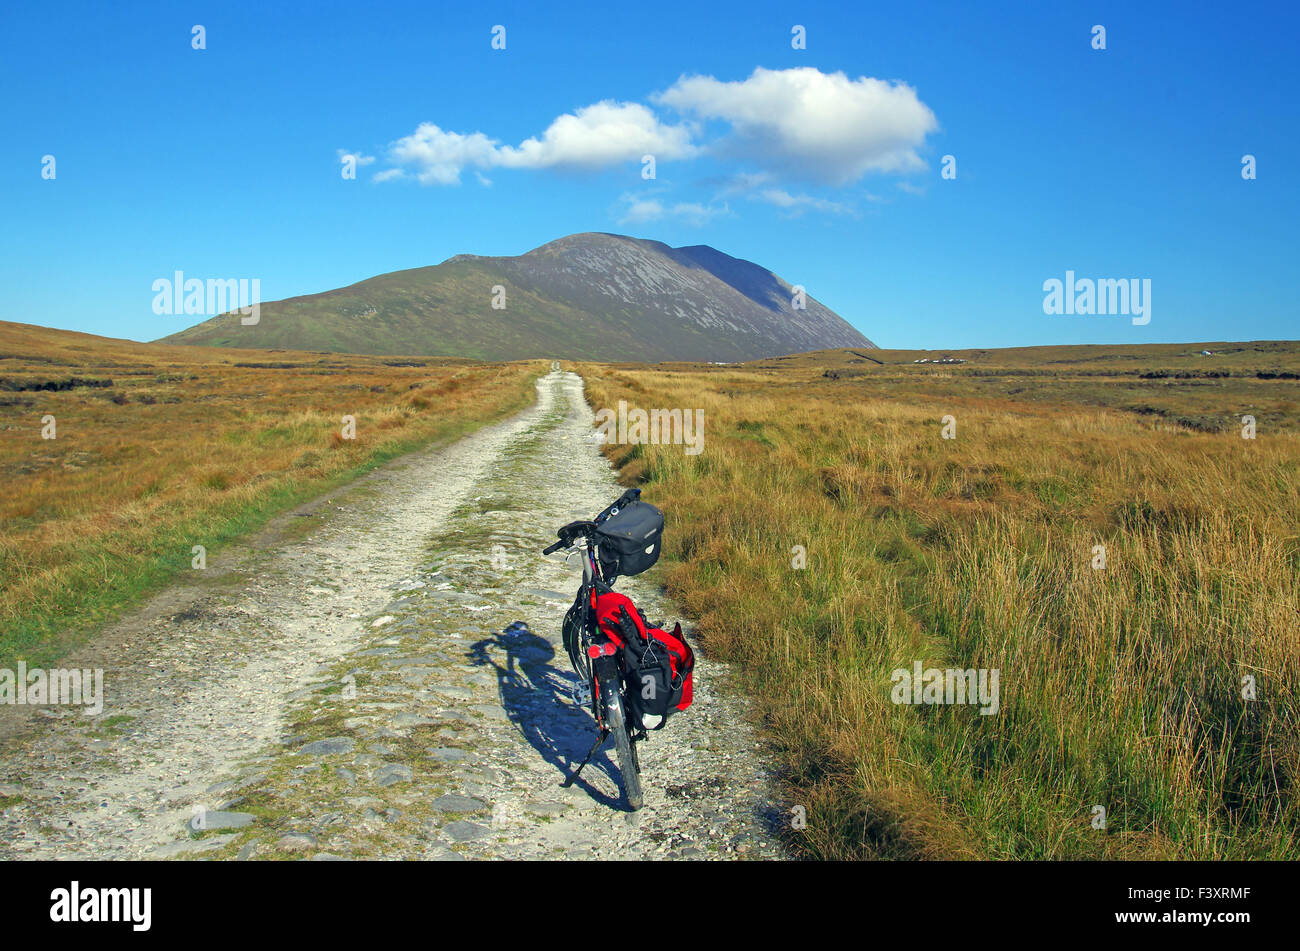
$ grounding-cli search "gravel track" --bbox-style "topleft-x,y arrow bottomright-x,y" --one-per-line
0,371 -> 784,860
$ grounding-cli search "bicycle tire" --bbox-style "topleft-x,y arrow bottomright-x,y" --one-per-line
604,686 -> 644,810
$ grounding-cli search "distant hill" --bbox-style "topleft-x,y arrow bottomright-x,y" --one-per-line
158,233 -> 875,361
0,319 -> 479,371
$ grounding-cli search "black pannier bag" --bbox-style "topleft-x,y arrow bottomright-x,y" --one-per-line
594,499 -> 663,579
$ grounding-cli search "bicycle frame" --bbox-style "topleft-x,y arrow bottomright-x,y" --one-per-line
546,488 -> 647,806
572,535 -> 616,725
558,531 -> 642,789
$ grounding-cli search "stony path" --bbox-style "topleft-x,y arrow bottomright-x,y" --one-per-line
0,371 -> 785,860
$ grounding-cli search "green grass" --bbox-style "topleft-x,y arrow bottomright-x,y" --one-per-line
582,344 -> 1300,860
0,324 -> 544,669
4,405 -> 537,670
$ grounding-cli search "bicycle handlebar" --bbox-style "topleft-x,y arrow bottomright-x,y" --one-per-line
595,488 -> 640,523
541,519 -> 594,555
540,489 -> 641,554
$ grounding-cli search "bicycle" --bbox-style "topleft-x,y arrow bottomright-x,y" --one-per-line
542,488 -> 650,810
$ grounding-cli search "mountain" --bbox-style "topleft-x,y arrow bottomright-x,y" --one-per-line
158,233 -> 875,361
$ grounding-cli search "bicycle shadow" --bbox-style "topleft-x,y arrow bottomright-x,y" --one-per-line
466,620 -> 628,811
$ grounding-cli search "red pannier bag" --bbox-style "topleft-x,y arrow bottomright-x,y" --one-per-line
593,590 -> 694,727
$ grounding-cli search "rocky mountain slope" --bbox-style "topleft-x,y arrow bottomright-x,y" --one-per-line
160,233 -> 874,362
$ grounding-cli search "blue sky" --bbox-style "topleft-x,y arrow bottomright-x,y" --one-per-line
1,0 -> 1296,350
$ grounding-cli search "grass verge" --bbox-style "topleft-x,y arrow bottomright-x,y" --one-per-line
579,347 -> 1299,859
0,324 -> 543,667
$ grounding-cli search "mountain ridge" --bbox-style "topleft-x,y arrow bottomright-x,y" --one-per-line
159,233 -> 875,362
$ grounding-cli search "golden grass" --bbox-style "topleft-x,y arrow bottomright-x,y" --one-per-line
580,346 -> 1300,859
1,321 -> 542,665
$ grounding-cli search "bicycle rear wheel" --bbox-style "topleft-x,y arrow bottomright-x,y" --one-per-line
604,686 -> 644,810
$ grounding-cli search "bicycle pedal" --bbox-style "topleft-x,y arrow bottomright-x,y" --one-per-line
571,682 -> 593,706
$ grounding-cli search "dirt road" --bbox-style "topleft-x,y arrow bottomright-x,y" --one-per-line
0,371 -> 784,860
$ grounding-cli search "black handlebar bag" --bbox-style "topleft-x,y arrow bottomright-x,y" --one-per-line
594,500 -> 664,579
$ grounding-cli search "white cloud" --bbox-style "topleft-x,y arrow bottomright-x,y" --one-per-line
495,101 -> 696,169
756,188 -> 854,216
364,67 -> 938,204
714,171 -> 775,196
665,201 -> 727,226
336,149 -> 376,166
377,101 -> 695,185
619,197 -> 667,223
708,172 -> 857,217
615,193 -> 727,227
655,67 -> 938,184
386,124 -> 500,185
